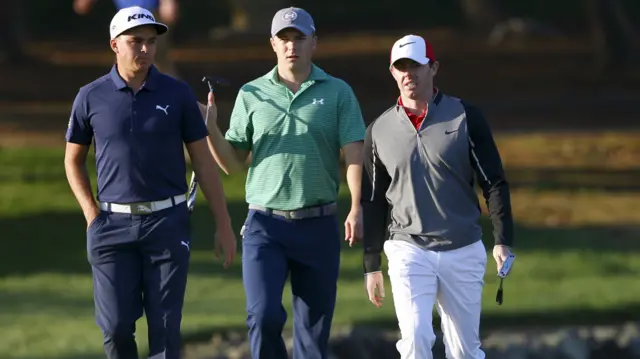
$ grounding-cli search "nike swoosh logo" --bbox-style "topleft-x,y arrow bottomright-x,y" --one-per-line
399,41 -> 415,48
445,129 -> 458,135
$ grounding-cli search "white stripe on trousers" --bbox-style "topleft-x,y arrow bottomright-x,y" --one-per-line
384,239 -> 487,359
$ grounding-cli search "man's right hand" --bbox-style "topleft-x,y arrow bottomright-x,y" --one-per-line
365,271 -> 385,308
198,92 -> 218,127
198,91 -> 248,175
206,92 -> 218,124
84,207 -> 101,229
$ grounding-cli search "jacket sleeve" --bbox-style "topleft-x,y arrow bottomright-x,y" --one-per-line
360,121 -> 392,273
463,101 -> 515,247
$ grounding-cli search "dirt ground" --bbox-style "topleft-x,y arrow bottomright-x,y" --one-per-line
1,30 -> 639,148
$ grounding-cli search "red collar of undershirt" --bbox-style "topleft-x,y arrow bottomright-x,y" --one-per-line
397,87 -> 439,119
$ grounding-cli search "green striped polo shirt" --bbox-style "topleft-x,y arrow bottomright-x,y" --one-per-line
225,64 -> 366,210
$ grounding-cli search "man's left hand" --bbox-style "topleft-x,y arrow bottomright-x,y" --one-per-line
493,245 -> 512,273
344,207 -> 362,247
214,224 -> 237,269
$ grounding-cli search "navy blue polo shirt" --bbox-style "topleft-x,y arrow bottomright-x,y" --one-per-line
65,65 -> 208,204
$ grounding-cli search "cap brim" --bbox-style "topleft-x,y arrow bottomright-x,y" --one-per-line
391,56 -> 430,66
153,22 -> 169,35
154,23 -> 169,35
272,25 -> 313,37
112,22 -> 168,39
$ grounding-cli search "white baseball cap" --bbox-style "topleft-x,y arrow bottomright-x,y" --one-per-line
390,34 -> 436,66
109,6 -> 168,40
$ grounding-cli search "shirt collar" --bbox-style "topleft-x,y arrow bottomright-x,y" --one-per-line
110,64 -> 159,91
264,63 -> 330,84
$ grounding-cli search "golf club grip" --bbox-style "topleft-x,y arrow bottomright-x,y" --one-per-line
204,102 -> 210,125
187,172 -> 198,211
186,91 -> 213,213
188,177 -> 198,196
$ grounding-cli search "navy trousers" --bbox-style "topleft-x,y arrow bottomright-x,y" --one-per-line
86,203 -> 191,359
241,208 -> 341,359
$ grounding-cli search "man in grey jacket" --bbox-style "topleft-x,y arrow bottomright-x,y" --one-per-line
361,34 -> 515,359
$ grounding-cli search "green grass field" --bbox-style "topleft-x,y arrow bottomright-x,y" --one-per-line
1,132 -> 640,359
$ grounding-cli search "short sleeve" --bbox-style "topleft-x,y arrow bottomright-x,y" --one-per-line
338,82 -> 366,146
181,85 -> 209,144
224,89 -> 253,151
65,90 -> 94,145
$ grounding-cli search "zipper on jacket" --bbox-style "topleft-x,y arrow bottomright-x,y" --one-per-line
416,132 -> 428,163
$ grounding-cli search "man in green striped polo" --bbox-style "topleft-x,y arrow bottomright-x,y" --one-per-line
202,6 -> 366,359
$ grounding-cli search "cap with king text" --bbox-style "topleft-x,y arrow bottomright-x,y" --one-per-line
271,7 -> 316,37
109,6 -> 168,40
390,34 -> 436,66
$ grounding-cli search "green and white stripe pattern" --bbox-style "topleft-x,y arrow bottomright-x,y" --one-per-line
225,64 -> 366,211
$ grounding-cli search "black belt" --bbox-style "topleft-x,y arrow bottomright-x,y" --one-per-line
248,202 -> 337,220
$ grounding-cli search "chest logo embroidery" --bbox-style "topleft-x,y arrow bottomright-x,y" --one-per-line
155,105 -> 170,115
312,98 -> 324,105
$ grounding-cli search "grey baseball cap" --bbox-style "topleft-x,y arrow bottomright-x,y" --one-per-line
270,7 -> 316,37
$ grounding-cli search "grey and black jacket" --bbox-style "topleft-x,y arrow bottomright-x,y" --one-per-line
361,91 -> 514,273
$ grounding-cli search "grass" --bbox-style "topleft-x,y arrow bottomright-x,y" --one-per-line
1,131 -> 639,358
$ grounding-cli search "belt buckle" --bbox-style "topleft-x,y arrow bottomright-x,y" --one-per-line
130,202 -> 153,215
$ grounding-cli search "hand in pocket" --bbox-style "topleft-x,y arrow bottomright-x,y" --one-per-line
86,208 -> 102,230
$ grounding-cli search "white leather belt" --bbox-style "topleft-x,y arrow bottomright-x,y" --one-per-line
99,194 -> 186,215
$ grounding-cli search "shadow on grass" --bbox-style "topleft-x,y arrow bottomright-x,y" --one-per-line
505,167 -> 640,192
27,355 -> 105,359
0,197 -> 375,280
0,289 -> 94,314
0,198 -> 355,278
1,196 -> 639,359
354,303 -> 640,332
2,186 -> 640,359
176,304 -> 640,351
1,196 -> 639,279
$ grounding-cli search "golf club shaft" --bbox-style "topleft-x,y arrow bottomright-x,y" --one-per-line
186,101 -> 211,212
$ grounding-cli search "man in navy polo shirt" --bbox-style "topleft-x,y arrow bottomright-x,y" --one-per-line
64,6 -> 236,359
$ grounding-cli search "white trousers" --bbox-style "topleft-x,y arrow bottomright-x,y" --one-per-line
384,239 -> 487,359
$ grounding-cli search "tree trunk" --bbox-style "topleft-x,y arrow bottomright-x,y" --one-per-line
587,0 -> 635,71
228,0 -> 288,33
0,0 -> 25,62
458,0 -> 502,32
